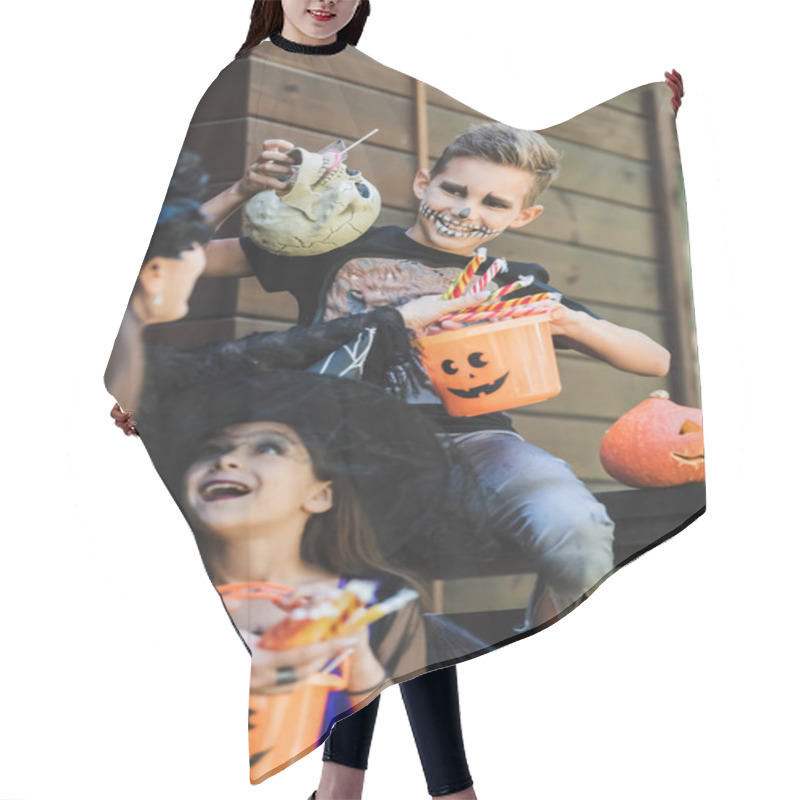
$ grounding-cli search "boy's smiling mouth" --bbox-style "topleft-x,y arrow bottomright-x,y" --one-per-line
421,202 -> 502,240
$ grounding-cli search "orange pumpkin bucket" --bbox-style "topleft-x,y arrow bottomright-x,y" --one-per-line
215,582 -> 355,783
248,664 -> 349,782
415,315 -> 562,417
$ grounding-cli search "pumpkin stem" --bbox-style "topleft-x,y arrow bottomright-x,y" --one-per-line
649,390 -> 670,400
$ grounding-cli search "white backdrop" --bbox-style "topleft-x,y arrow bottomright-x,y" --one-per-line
1,1 -> 797,798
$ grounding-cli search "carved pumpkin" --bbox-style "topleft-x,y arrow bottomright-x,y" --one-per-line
600,390 -> 704,487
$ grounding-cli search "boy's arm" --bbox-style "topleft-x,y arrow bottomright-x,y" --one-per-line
549,305 -> 671,377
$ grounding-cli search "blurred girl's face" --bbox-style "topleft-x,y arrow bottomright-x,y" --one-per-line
280,0 -> 361,45
184,422 -> 333,536
136,243 -> 206,325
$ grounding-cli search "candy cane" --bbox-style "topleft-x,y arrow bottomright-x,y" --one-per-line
484,275 -> 535,302
468,257 -> 508,295
441,301 -> 552,324
441,248 -> 487,299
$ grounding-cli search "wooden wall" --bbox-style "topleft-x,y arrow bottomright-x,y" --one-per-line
173,42 -> 699,493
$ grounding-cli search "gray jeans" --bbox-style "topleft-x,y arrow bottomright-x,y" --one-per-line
445,430 -> 615,627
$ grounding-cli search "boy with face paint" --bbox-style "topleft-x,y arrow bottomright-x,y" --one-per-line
200,120 -> 670,629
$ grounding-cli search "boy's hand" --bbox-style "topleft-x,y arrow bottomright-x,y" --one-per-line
235,139 -> 297,198
536,300 -> 583,337
399,292 -> 491,338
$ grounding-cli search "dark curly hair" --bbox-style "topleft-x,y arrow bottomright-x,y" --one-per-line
142,151 -> 213,263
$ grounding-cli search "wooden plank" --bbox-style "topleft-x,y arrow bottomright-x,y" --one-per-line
415,80 -> 429,170
540,104 -> 650,161
604,84 -> 650,115
646,84 -> 702,407
247,60 -> 417,153
424,84 -> 489,117
142,317 -> 239,347
548,138 -> 654,209
427,80 -> 648,122
533,188 -> 659,259
188,59 -> 250,124
510,355 -> 668,420
507,414 -> 613,483
141,315 -> 292,349
426,107 -> 654,209
183,119 -> 248,182
602,483 -> 706,520
249,41 -> 415,97
237,278 -> 299,320
493,235 -> 663,312
425,90 -> 650,161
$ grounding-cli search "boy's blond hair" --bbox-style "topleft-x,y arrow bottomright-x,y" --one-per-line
430,122 -> 560,207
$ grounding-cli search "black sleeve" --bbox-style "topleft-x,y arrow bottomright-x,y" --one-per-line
501,260 -> 602,350
503,259 -> 551,285
502,263 -> 602,320
238,235 -> 291,292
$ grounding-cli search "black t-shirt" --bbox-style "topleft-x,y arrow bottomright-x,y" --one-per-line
239,225 -> 599,433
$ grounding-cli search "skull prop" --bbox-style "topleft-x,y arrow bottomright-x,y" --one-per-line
243,141 -> 381,256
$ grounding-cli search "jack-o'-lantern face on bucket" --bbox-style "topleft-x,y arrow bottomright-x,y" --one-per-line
441,351 -> 510,399
415,316 -> 563,417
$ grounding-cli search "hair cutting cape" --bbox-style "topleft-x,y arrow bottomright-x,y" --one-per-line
105,33 -> 703,784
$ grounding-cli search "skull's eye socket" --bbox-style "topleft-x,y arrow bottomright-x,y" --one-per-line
442,359 -> 458,375
346,167 -> 359,176
468,352 -> 488,368
355,181 -> 370,198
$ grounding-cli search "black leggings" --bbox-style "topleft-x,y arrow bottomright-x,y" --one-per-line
323,665 -> 473,797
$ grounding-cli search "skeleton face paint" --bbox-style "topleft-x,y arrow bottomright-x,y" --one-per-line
420,201 -> 504,240
243,143 -> 381,256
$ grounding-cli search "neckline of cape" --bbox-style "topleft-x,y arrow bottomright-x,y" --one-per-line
270,32 -> 348,55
